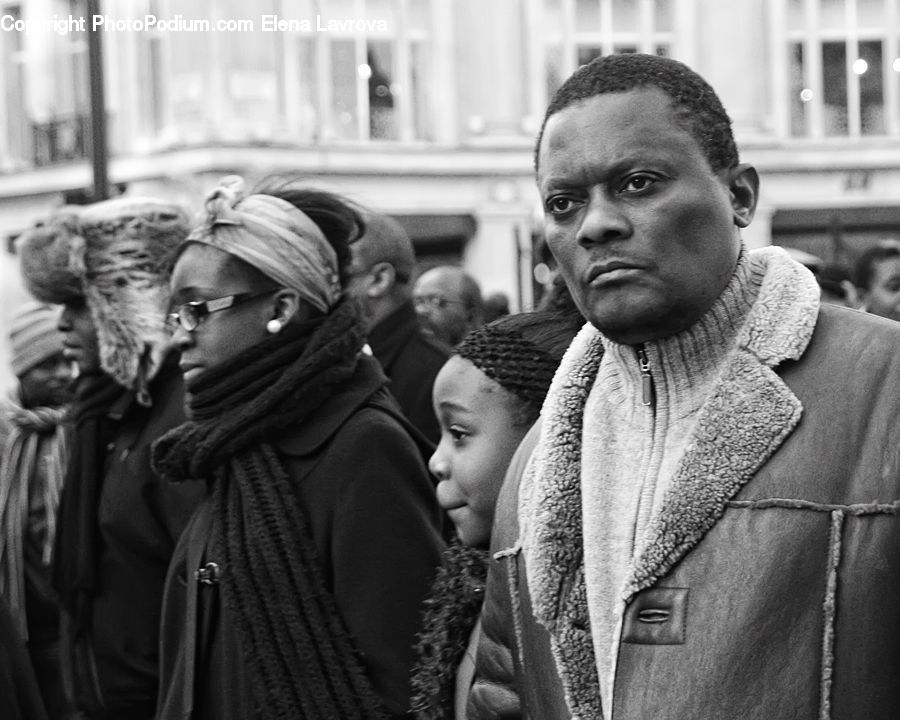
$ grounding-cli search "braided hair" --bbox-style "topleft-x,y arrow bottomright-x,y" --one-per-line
454,310 -> 583,427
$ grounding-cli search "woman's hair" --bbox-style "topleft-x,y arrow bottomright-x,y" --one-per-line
455,310 -> 583,427
250,174 -> 366,288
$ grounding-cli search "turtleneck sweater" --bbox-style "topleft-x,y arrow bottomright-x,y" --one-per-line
581,247 -> 765,718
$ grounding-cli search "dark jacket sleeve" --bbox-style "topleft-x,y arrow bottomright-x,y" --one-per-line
466,423 -> 542,720
327,408 -> 445,717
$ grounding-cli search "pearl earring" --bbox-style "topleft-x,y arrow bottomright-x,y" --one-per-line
266,319 -> 283,334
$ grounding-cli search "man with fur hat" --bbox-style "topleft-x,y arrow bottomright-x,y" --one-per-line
17,200 -> 205,720
345,209 -> 449,444
0,301 -> 72,718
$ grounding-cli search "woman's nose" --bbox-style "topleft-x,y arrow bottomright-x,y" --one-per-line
169,321 -> 193,349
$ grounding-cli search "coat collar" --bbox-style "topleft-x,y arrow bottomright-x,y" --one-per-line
276,354 -> 389,457
367,300 -> 420,370
518,247 -> 820,717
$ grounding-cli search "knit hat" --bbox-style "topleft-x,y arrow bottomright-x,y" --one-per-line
17,198 -> 189,395
8,302 -> 64,377
455,310 -> 583,418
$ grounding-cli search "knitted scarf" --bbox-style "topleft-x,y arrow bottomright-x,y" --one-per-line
0,395 -> 68,640
410,543 -> 489,720
152,298 -> 388,720
53,373 -> 127,638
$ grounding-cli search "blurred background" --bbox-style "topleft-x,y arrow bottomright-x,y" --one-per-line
1,0 -> 899,392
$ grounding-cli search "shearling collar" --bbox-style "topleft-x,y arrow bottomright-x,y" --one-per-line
518,246 -> 820,719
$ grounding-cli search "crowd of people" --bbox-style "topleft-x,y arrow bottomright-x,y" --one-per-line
0,53 -> 898,720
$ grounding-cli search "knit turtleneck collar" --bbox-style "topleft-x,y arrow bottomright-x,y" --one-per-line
600,246 -> 760,417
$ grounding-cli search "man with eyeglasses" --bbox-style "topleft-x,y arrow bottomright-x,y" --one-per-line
344,209 -> 449,445
412,266 -> 485,348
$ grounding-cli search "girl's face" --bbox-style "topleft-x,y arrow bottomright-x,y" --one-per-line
428,356 -> 529,547
169,244 -> 276,384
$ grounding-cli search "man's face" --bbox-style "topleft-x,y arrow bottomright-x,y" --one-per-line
413,271 -> 472,347
537,88 -> 754,345
863,256 -> 900,322
59,300 -> 102,374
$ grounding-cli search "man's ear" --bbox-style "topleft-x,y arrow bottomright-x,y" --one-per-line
367,262 -> 397,298
728,163 -> 759,229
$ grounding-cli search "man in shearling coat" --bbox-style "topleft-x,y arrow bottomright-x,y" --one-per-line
468,53 -> 900,720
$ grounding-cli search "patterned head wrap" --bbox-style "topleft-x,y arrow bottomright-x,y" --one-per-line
185,176 -> 341,313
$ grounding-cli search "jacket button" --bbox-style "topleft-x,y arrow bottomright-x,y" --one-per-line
195,562 -> 221,585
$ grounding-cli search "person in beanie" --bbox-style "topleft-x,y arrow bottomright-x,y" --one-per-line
153,175 -> 444,720
410,310 -> 582,720
16,200 -> 205,720
0,301 -> 72,719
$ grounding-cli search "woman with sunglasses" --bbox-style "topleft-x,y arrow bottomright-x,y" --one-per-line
153,175 -> 444,720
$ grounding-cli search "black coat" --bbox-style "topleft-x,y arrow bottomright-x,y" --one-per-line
157,355 -> 444,720
367,301 -> 449,446
0,598 -> 47,720
58,362 -> 205,720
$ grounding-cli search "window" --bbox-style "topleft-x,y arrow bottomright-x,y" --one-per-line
785,0 -> 900,138
542,0 -> 673,99
136,0 -> 432,148
288,0 -> 432,143
1,3 -> 27,167
1,0 -> 89,167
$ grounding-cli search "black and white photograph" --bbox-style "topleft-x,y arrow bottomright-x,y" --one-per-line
0,1 -> 898,719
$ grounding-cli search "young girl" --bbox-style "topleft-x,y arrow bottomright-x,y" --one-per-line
411,310 -> 582,720
153,175 -> 444,720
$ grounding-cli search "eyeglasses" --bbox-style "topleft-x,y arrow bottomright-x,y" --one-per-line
167,290 -> 277,332
413,294 -> 467,311
347,262 -> 411,285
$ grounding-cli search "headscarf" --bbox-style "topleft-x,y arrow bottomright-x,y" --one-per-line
185,176 -> 341,313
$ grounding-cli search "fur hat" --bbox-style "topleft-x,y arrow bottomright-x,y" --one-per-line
16,209 -> 84,304
17,198 -> 189,395
8,302 -> 65,377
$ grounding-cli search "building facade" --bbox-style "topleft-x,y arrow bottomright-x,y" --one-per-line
1,0 -> 899,316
